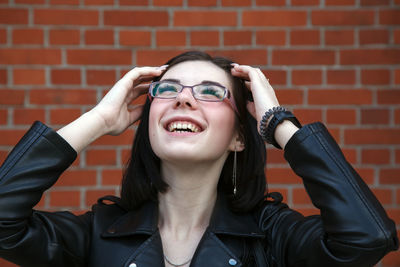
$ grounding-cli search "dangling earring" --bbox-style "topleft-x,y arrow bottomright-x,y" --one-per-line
232,146 -> 237,196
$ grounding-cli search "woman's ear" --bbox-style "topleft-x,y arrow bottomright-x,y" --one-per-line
229,134 -> 245,152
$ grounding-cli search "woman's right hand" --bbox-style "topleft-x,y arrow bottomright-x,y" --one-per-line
57,66 -> 167,153
92,65 -> 168,136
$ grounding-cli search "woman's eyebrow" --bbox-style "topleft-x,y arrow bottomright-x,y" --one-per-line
201,80 -> 225,87
161,78 -> 180,83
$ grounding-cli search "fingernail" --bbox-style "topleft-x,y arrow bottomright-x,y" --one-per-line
158,64 -> 168,70
231,63 -> 239,66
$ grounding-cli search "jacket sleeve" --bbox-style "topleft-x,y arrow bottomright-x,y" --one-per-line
260,122 -> 398,267
0,121 -> 92,267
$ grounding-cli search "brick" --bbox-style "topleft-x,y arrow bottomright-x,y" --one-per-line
340,49 -> 400,65
0,109 -> 7,125
377,90 -> 400,104
191,31 -> 219,46
361,0 -> 390,5
362,149 -> 390,164
156,30 -> 186,47
14,108 -> 45,125
102,169 -> 123,185
395,29 -> 400,44
396,109 -> 400,125
0,90 -> 25,105
30,89 -> 96,105
345,129 -> 400,145
312,10 -> 374,26
0,8 -> 28,24
327,69 -> 355,85
51,69 -> 81,85
267,188 -> 288,202
104,11 -> 168,26
86,149 -> 117,166
293,188 -> 312,205
12,29 -> 43,45
0,49 -> 61,65
262,69 -> 286,85
272,50 -> 335,65
290,30 -> 320,45
84,0 -> 114,5
86,189 -> 116,206
359,29 -> 389,45
0,130 -> 30,146
85,29 -> 114,45
361,69 -> 390,85
50,108 -> 81,125
50,0 -> 79,4
50,190 -> 80,207
267,168 -> 300,184
243,11 -> 307,26
50,29 -> 80,45
266,149 -> 285,164
382,247 -> 400,266
395,69 -> 400,84
119,30 -> 151,46
119,0 -> 147,5
188,0 -> 216,6
224,31 -> 252,46
294,208 -> 320,216
380,169 -> 400,184
136,50 -> 185,65
34,9 -> 98,25
93,129 -> 134,145
0,28 -> 6,44
174,11 -> 236,26
342,148 -> 357,164
293,108 -> 322,124
207,50 -> 268,65
309,89 -> 372,105
221,0 -> 251,6
291,0 -> 319,5
55,170 -> 96,187
397,149 -> 400,164
380,10 -> 400,25
87,69 -> 115,85
67,49 -> 131,65
372,188 -> 393,205
325,30 -> 354,45
256,0 -> 285,6
153,0 -> 182,5
15,0 -> 45,3
13,68 -> 45,85
326,109 -> 356,125
292,70 -> 322,85
256,30 -> 286,45
0,258 -> 19,267
325,0 -> 355,5
275,89 -> 303,105
356,168 -> 375,185
0,69 -> 6,84
361,108 -> 389,125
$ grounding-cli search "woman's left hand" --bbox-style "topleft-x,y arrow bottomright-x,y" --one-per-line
231,64 -> 299,148
230,64 -> 279,130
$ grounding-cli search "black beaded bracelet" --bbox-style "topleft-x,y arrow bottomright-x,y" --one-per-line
265,111 -> 302,149
259,106 -> 286,137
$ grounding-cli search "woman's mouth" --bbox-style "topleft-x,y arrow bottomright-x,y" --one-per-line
167,121 -> 201,133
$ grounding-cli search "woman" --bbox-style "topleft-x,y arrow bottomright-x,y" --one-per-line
0,51 -> 397,267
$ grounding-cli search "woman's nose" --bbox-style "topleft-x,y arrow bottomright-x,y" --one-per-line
174,87 -> 198,109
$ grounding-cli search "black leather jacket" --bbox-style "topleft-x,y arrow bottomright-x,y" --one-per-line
0,121 -> 397,267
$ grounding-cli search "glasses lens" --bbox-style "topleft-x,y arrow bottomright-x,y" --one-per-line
194,84 -> 226,101
153,82 -> 180,98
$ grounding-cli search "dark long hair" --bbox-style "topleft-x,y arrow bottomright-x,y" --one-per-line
121,51 -> 267,213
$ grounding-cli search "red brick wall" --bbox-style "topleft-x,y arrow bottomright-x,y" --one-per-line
0,0 -> 399,266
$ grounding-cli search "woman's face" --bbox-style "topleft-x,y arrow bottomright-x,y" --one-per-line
148,60 -> 238,164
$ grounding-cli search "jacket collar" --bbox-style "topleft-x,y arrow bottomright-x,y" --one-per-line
102,194 -> 264,238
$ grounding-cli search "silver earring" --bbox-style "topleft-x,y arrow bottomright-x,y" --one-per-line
233,147 -> 237,196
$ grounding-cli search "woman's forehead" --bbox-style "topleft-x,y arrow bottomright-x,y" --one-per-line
161,61 -> 232,87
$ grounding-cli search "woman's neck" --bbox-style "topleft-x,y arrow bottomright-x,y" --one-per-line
157,159 -> 223,235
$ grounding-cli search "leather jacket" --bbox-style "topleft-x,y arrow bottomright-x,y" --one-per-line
0,121 -> 397,267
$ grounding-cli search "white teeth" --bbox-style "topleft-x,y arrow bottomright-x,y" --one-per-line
167,121 -> 200,133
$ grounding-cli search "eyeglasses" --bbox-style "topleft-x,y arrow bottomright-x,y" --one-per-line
148,80 -> 238,113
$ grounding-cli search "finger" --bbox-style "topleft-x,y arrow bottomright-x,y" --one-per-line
128,104 -> 145,125
255,68 -> 270,84
126,84 -> 149,103
122,65 -> 168,88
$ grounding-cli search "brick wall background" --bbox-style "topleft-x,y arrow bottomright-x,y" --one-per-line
0,0 -> 399,266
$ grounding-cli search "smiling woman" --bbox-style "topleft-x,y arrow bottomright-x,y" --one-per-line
0,51 -> 398,267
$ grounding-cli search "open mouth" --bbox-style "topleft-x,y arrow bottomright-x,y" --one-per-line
167,121 -> 202,133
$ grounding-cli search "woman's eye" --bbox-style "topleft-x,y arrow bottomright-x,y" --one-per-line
199,86 -> 223,98
158,84 -> 178,94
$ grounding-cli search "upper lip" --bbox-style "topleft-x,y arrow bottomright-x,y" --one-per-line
162,116 -> 205,132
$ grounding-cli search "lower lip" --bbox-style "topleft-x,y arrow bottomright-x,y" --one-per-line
165,129 -> 202,136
